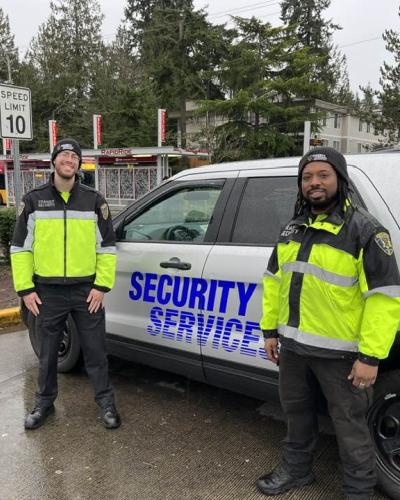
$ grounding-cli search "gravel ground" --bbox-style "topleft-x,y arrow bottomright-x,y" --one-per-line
0,264 -> 19,309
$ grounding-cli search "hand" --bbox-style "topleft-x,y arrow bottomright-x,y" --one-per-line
86,289 -> 105,314
347,359 -> 378,389
264,338 -> 279,364
23,292 -> 42,317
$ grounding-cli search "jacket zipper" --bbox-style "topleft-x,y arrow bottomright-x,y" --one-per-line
63,200 -> 67,281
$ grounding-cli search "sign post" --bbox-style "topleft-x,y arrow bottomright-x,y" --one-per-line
0,84 -> 32,214
157,109 -> 166,184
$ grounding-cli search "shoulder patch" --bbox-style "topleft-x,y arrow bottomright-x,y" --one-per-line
374,232 -> 394,256
100,202 -> 109,220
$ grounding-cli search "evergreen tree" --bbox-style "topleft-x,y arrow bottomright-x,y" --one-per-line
199,17 -> 323,162
124,0 -> 232,147
280,0 -> 352,102
375,8 -> 400,145
0,8 -> 19,84
90,27 -> 158,147
22,0 -> 105,150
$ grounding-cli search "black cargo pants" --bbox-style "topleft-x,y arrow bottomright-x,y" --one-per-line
279,348 -> 375,499
34,283 -> 115,409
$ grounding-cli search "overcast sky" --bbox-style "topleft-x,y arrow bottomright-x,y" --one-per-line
2,0 -> 399,94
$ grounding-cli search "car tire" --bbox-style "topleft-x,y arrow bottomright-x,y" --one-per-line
22,301 -> 82,373
367,370 -> 400,499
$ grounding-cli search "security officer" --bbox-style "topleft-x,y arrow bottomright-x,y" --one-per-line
257,147 -> 400,499
11,138 -> 121,430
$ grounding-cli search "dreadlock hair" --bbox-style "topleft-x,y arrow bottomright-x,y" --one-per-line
293,176 -> 353,218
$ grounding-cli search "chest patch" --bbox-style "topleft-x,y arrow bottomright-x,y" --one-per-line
374,232 -> 394,256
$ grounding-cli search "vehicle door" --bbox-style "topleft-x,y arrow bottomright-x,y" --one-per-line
200,168 -> 299,389
106,176 -> 236,362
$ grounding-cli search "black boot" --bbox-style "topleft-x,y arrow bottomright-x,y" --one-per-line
24,405 -> 55,430
101,404 -> 121,429
257,464 -> 315,495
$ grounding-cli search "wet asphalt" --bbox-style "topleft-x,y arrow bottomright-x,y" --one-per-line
0,330 -> 389,500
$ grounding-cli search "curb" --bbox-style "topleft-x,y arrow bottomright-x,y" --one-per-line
0,307 -> 21,327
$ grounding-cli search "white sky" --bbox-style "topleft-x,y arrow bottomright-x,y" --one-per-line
1,0 -> 399,93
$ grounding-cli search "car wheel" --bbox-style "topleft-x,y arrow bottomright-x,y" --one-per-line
367,370 -> 400,499
22,301 -> 82,373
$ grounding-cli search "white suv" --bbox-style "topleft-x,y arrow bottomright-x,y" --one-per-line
26,152 -> 400,499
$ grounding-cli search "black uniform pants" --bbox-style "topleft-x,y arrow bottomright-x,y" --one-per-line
279,348 -> 375,499
34,283 -> 115,409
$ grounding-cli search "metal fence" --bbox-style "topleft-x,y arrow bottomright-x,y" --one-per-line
98,167 -> 158,207
6,167 -> 159,207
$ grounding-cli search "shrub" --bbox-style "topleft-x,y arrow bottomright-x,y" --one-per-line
0,208 -> 16,262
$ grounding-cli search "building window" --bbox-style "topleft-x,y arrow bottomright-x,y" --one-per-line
367,122 -> 371,133
322,139 -> 329,147
359,120 -> 363,132
358,143 -> 363,153
334,114 -> 341,129
333,140 -> 340,151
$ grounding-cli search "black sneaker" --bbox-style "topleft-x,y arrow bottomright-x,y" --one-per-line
257,464 -> 315,495
24,405 -> 55,430
101,405 -> 121,429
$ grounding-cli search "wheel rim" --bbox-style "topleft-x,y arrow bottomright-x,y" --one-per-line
369,393 -> 400,482
58,322 -> 71,358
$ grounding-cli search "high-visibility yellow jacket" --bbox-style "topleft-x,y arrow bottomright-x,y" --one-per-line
260,202 -> 400,364
11,175 -> 116,296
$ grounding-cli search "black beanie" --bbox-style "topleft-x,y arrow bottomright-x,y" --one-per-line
298,147 -> 349,185
51,138 -> 82,167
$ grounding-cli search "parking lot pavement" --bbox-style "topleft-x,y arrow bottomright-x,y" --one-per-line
0,331 -> 389,500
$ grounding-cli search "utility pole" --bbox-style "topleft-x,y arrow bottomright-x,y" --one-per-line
178,10 -> 186,149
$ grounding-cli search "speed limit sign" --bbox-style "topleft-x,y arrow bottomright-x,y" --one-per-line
0,83 -> 32,140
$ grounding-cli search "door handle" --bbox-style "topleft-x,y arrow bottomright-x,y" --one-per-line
160,258 -> 191,270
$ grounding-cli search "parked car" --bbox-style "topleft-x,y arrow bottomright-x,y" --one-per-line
25,152 -> 400,499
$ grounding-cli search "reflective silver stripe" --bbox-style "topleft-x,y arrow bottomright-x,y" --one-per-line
263,270 -> 280,282
35,210 -> 96,220
282,261 -> 358,287
278,324 -> 358,352
10,212 -> 35,253
97,246 -> 116,255
35,210 -> 64,219
364,286 -> 400,298
10,246 -> 31,254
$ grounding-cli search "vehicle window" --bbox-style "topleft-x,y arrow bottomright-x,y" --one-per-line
121,186 -> 222,242
232,177 -> 298,245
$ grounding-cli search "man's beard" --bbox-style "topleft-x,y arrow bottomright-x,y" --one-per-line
305,191 -> 339,210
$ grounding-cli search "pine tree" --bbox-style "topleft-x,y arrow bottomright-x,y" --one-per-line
22,0 -> 105,150
280,0 -> 351,102
375,8 -> 400,145
123,0 -> 232,148
199,17 -> 323,162
0,8 -> 19,84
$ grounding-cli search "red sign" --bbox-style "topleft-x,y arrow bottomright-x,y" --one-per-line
51,120 -> 58,147
3,138 -> 12,153
96,115 -> 102,146
161,110 -> 166,143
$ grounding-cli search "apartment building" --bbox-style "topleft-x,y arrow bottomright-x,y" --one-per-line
170,99 -> 386,155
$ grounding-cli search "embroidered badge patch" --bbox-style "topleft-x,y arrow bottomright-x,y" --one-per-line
100,203 -> 109,220
374,232 -> 394,256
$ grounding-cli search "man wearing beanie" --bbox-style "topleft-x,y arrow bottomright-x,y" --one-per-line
258,147 -> 400,499
11,138 -> 121,430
